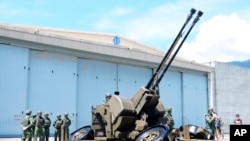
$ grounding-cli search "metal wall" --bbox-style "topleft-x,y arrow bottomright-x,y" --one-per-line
0,44 -> 29,136
182,73 -> 208,127
159,71 -> 208,128
0,44 -> 209,137
76,59 -> 117,128
28,50 -> 78,133
160,71 -> 183,127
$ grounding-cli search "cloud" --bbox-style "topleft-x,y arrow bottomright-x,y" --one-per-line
179,13 -> 250,63
93,0 -> 250,63
110,7 -> 133,17
120,3 -> 190,41
93,7 -> 134,31
0,1 -> 53,18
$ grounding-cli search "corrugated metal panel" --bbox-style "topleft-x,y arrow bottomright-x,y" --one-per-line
182,73 -> 208,127
117,64 -> 152,98
76,59 -> 117,129
28,50 -> 77,134
0,44 -> 29,137
160,71 -> 182,128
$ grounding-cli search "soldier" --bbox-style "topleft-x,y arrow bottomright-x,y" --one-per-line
33,111 -> 45,141
61,113 -> 71,141
205,108 -> 216,140
105,93 -> 112,102
43,113 -> 51,141
102,93 -> 112,104
53,114 -> 62,141
31,113 -> 37,139
20,109 -> 33,141
164,107 -> 175,130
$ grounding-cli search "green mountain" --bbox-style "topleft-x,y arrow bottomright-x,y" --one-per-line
228,60 -> 250,68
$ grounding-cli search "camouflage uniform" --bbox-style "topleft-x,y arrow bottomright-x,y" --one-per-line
20,110 -> 33,141
33,111 -> 45,141
31,114 -> 37,138
205,108 -> 215,139
43,113 -> 51,141
61,113 -> 71,140
164,107 -> 175,130
53,114 -> 63,141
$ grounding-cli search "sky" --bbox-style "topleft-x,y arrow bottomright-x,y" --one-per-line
0,0 -> 250,63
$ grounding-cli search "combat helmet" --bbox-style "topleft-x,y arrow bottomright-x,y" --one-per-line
64,112 -> 69,117
37,111 -> 42,116
106,93 -> 111,98
26,109 -> 32,115
165,107 -> 172,112
208,107 -> 213,112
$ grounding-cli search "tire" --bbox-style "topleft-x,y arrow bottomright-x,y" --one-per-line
70,125 -> 94,141
134,125 -> 169,141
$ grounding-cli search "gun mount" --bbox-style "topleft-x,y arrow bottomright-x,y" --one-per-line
71,8 -> 205,141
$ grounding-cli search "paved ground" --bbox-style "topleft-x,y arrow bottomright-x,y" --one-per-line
0,134 -> 230,141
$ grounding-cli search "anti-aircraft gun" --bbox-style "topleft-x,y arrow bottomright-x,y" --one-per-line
71,8 -> 204,141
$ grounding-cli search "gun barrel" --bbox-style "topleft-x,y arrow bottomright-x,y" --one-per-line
145,8 -> 197,90
157,10 -> 204,84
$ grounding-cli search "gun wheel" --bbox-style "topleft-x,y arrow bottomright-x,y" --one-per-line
70,125 -> 94,141
134,125 -> 169,141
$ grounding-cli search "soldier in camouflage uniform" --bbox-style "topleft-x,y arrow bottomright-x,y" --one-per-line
53,114 -> 63,141
20,110 -> 33,141
164,107 -> 175,130
205,108 -> 216,140
33,111 -> 45,141
43,113 -> 51,141
31,113 -> 37,139
61,113 -> 71,141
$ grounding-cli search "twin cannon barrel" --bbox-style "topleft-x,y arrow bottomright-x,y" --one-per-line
71,8 -> 204,141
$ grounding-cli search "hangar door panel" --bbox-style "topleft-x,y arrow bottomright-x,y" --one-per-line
76,59 -> 116,129
29,51 -> 77,133
0,45 -> 29,137
159,71 -> 182,127
117,64 -> 152,98
182,73 -> 208,127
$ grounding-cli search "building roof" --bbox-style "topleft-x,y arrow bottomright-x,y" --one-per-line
0,23 -> 165,55
0,23 -> 213,73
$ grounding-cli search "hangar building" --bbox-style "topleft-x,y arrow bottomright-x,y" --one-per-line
0,24 -> 213,137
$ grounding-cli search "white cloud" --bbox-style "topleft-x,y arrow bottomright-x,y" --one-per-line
0,1 -> 54,18
110,7 -> 133,17
122,3 -> 189,40
94,7 -> 133,31
92,0 -> 250,63
179,13 -> 250,63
